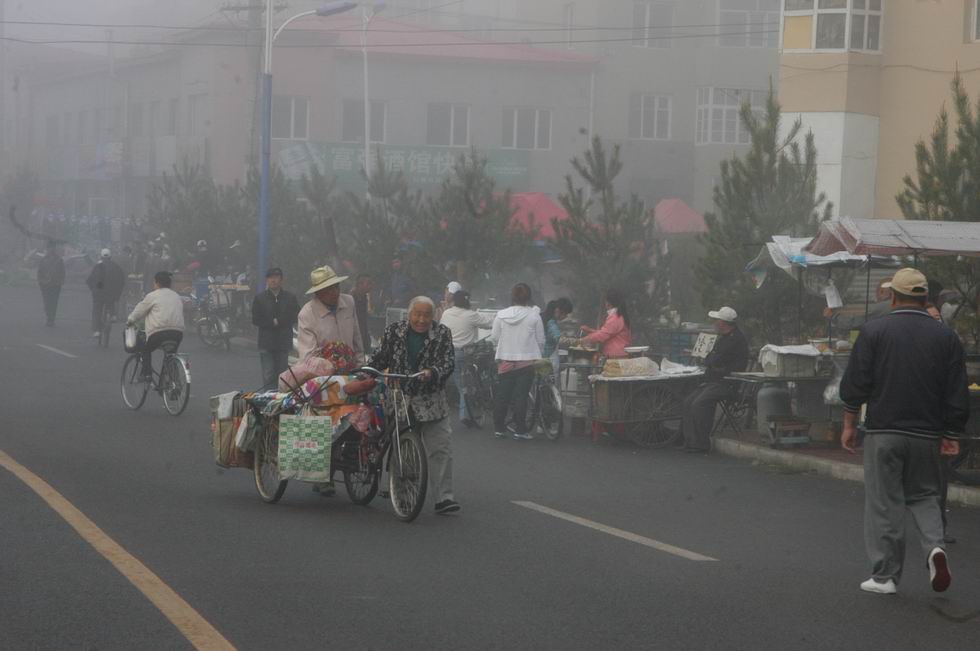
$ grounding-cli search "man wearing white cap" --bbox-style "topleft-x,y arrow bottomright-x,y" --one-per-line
840,268 -> 968,596
85,248 -> 125,338
296,265 -> 364,362
681,306 -> 748,452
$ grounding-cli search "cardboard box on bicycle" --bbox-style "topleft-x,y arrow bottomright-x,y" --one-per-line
209,391 -> 253,469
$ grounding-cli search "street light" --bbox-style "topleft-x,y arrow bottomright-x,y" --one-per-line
259,1 -> 356,290
361,2 -> 386,187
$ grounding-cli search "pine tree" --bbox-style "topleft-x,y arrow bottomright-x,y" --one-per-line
897,74 -> 980,348
696,87 -> 832,344
552,136 -> 667,332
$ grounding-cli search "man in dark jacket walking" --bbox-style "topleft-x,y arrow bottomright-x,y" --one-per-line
86,248 -> 125,337
37,241 -> 66,327
251,267 -> 300,389
840,268 -> 968,596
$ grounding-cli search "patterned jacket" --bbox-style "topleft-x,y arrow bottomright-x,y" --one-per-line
368,320 -> 455,422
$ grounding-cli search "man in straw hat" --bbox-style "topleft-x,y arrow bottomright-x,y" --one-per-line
841,268 -> 968,596
297,265 -> 364,362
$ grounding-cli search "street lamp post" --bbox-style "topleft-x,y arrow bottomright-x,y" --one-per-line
259,1 -> 356,290
360,3 -> 385,187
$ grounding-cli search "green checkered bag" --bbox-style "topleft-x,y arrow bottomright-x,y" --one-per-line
277,414 -> 333,482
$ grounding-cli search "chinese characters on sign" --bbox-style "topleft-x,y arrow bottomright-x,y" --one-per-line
277,142 -> 530,192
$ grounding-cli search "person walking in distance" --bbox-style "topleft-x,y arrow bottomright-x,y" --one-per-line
86,248 -> 125,338
840,268 -> 969,595
351,273 -> 374,353
37,241 -> 66,327
251,268 -> 300,390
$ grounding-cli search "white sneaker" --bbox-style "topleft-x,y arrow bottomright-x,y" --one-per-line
91,331 -> 101,338
493,431 -> 508,439
928,547 -> 951,592
860,577 -> 897,594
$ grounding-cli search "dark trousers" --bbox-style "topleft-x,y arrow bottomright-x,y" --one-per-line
494,365 -> 535,434
141,330 -> 183,377
40,284 -> 61,325
92,298 -> 116,331
260,349 -> 290,391
681,382 -> 732,451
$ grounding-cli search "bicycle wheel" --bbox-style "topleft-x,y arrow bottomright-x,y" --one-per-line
388,430 -> 428,522
161,356 -> 191,416
254,422 -> 288,503
949,441 -> 980,486
344,464 -> 380,505
197,317 -> 224,348
539,384 -> 563,441
120,354 -> 149,410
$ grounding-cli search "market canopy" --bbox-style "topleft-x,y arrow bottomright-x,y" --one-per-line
746,235 -> 867,288
509,192 -> 568,240
806,217 -> 980,258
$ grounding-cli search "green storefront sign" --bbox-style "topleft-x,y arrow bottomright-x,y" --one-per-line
277,142 -> 530,192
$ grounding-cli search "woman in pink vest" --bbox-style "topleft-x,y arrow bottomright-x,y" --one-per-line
580,288 -> 631,359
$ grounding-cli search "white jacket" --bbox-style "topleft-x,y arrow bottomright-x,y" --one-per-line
492,306 -> 545,361
440,306 -> 496,348
128,288 -> 185,337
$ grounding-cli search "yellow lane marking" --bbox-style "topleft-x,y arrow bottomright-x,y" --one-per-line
513,500 -> 719,562
0,449 -> 236,650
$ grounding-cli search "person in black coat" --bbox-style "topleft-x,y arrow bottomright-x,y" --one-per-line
251,267 -> 301,389
86,248 -> 126,337
37,240 -> 66,327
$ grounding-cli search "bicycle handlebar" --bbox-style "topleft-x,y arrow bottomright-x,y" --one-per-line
356,367 -> 426,381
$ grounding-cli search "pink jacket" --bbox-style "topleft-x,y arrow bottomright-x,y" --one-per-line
582,310 -> 631,359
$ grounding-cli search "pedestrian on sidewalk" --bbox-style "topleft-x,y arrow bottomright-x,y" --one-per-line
37,240 -> 65,327
368,296 -> 460,515
840,268 -> 968,596
680,306 -> 748,453
251,267 -> 300,390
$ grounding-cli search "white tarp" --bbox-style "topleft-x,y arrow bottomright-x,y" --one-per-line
747,236 -> 867,288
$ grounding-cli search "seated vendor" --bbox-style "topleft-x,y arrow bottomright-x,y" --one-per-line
681,306 -> 749,453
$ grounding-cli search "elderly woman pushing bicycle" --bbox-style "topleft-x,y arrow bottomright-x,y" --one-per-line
368,295 -> 460,515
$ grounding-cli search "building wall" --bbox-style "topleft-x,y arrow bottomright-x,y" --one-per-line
778,0 -> 980,219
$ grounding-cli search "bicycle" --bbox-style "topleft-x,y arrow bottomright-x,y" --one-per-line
97,301 -> 116,348
524,360 -> 563,441
252,367 -> 429,523
120,336 -> 191,416
949,437 -> 980,486
458,338 -> 496,428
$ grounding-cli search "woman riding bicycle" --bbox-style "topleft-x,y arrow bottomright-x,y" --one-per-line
127,271 -> 185,378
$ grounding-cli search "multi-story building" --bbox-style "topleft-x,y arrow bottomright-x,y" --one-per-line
778,0 -> 980,219
390,0 -> 781,214
16,15 -> 593,222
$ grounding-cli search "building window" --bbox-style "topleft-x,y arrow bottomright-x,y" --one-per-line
148,101 -> 160,137
341,99 -> 386,143
974,0 -> 980,41
167,99 -> 179,136
63,113 -> 72,145
93,108 -> 104,143
272,95 -> 309,140
696,87 -> 765,145
77,110 -> 88,145
187,94 -> 209,137
563,3 -> 575,47
632,2 -> 674,48
427,103 -> 469,147
782,0 -> 881,52
719,0 -> 779,48
628,93 -> 671,140
130,103 -> 144,137
45,115 -> 59,147
502,107 -> 551,150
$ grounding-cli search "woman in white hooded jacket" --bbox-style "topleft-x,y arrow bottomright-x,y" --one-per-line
491,283 -> 545,440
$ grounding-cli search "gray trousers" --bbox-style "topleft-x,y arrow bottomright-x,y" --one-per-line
864,434 -> 945,583
681,382 -> 731,450
259,350 -> 290,391
417,417 -> 454,503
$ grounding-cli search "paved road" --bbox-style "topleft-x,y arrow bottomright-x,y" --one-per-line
2,283 -> 980,650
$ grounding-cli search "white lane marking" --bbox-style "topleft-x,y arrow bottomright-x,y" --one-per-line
36,344 -> 78,359
513,500 -> 718,562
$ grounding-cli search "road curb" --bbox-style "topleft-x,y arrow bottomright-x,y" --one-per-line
713,438 -> 980,508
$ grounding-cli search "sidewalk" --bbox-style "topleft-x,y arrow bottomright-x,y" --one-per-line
713,430 -> 980,508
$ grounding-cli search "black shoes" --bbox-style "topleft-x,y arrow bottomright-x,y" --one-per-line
435,499 -> 461,514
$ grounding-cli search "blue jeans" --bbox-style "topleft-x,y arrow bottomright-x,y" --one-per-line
453,347 -> 468,421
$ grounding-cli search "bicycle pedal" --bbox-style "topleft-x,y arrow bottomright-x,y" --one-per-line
379,490 -> 390,499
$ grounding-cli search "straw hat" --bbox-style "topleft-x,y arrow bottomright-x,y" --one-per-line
306,265 -> 348,295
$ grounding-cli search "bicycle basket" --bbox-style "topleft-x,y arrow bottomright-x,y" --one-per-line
123,326 -> 146,353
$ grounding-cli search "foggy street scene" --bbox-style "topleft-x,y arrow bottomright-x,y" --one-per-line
3,1 -> 980,649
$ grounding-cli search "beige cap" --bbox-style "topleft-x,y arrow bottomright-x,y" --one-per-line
708,306 -> 738,322
882,268 -> 928,297
306,265 -> 348,295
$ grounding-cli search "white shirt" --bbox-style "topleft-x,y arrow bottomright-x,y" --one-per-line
128,288 -> 185,337
440,306 -> 496,348
492,305 -> 545,361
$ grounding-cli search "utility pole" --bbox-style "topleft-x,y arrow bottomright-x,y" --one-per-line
0,0 -> 7,180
